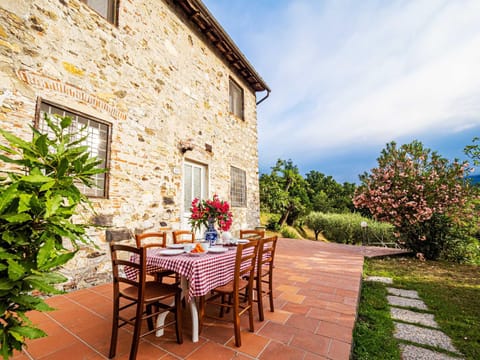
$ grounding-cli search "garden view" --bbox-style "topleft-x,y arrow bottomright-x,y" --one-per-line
260,138 -> 480,359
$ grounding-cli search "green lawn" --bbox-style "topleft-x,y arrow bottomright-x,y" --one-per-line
353,256 -> 480,359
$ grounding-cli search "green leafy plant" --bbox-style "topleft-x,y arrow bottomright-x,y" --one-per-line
0,114 -> 105,359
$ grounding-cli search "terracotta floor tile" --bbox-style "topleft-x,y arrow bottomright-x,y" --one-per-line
261,309 -> 291,324
15,239 -> 409,360
287,275 -> 309,283
279,302 -> 310,315
277,292 -> 305,304
315,321 -> 352,343
257,321 -> 296,344
225,331 -> 269,357
186,341 -> 236,360
275,284 -> 300,293
258,340 -> 305,360
285,314 -> 320,333
307,308 -> 342,323
290,330 -> 330,357
328,339 -> 351,360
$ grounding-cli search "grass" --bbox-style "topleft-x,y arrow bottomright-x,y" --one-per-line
352,281 -> 401,359
353,256 -> 480,359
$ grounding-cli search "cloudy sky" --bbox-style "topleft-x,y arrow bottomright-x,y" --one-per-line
203,0 -> 480,183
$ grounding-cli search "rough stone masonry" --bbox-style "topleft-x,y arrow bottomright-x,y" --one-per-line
0,0 -> 264,289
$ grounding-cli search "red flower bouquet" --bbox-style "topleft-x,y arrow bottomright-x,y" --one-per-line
189,194 -> 233,232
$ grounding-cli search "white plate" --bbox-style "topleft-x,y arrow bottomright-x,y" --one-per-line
159,249 -> 184,256
237,239 -> 250,244
208,247 -> 228,254
167,244 -> 184,249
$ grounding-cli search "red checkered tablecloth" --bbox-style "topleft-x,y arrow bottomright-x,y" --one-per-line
127,248 -> 241,302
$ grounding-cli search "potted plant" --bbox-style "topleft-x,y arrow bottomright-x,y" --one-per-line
0,114 -> 105,358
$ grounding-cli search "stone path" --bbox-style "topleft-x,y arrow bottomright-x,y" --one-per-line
365,276 -> 464,359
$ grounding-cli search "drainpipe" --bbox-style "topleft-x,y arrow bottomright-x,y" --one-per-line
256,89 -> 271,105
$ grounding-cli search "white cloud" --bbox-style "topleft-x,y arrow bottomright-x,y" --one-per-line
248,0 -> 480,162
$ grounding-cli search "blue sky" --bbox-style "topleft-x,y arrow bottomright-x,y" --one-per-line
203,0 -> 480,183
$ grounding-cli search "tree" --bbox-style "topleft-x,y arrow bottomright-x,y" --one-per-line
304,212 -> 328,240
353,140 -> 478,260
259,159 -> 310,226
0,115 -> 104,358
465,136 -> 480,166
305,171 -> 356,213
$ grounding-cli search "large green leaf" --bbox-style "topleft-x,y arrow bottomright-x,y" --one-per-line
28,271 -> 68,284
0,184 -> 18,213
24,277 -> 60,294
38,251 -> 75,271
0,129 -> 31,150
7,260 -> 25,281
45,193 -> 62,218
57,157 -> 69,177
60,116 -> 72,129
0,213 -> 32,223
12,294 -> 53,312
17,194 -> 32,213
20,173 -> 52,184
36,237 -> 54,269
0,278 -> 13,291
39,180 -> 55,192
34,134 -> 48,157
10,325 -> 46,340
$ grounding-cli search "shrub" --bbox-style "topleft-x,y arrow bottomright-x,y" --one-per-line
266,214 -> 281,231
0,115 -> 104,358
303,212 -> 395,245
354,140 -> 479,260
280,226 -> 298,239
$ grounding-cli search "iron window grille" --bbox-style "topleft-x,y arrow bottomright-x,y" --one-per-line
230,166 -> 246,207
36,99 -> 111,198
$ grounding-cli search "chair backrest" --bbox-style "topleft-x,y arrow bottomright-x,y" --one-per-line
172,230 -> 195,244
234,240 -> 259,291
258,235 -> 278,275
135,232 -> 167,249
110,243 -> 146,299
239,229 -> 265,240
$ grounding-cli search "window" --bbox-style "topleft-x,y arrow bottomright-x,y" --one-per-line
36,100 -> 111,198
230,166 -> 246,207
229,78 -> 244,119
81,0 -> 118,24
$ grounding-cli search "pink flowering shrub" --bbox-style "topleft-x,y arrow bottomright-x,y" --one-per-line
353,141 -> 479,260
189,194 -> 233,232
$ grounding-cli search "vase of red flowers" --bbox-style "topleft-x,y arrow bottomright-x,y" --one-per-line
204,218 -> 218,246
189,195 -> 233,245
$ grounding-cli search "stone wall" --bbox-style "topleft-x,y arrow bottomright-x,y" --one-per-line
0,0 -> 262,290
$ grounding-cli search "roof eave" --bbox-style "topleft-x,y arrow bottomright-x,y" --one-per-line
172,0 -> 271,93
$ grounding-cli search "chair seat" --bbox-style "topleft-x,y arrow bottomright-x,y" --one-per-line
213,278 -> 249,294
121,282 -> 179,301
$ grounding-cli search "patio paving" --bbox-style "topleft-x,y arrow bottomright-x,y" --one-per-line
13,238 -> 408,360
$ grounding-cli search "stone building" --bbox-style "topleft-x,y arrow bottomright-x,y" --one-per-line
0,0 -> 270,288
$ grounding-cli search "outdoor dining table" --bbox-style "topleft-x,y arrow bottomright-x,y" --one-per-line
140,245 -> 241,342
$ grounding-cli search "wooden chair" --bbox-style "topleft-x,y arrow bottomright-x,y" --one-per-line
254,236 -> 278,321
172,230 -> 195,244
135,231 -> 167,248
199,240 -> 259,347
135,232 -> 176,284
109,243 -> 183,360
239,229 -> 265,241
